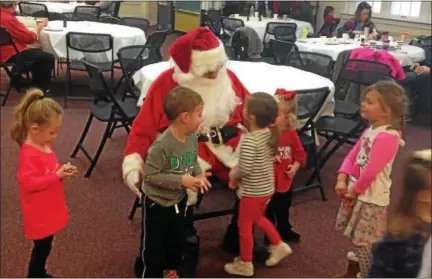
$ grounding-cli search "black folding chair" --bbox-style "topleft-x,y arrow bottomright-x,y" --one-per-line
18,2 -> 49,18
273,23 -> 297,42
315,19 -> 340,37
269,39 -> 299,65
99,16 -> 121,24
293,87 -> 331,200
71,60 -> 139,177
334,59 -> 392,118
263,22 -> 297,55
230,28 -> 249,61
221,17 -> 245,45
286,51 -> 334,78
74,5 -> 101,21
119,17 -> 150,36
64,32 -> 114,107
145,30 -> 168,60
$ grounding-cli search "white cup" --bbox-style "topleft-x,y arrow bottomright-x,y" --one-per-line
388,36 -> 393,42
342,33 -> 349,42
273,13 -> 278,19
234,13 -> 239,18
254,12 -> 258,17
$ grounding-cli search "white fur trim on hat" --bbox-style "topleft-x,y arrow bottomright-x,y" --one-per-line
122,153 -> 144,183
190,41 -> 227,77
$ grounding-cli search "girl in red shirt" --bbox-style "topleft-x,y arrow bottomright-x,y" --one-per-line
11,88 -> 77,278
265,89 -> 306,243
323,6 -> 336,23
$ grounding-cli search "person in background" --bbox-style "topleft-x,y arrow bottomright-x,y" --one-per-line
323,6 -> 336,23
369,149 -> 431,278
10,88 -> 78,278
0,1 -> 54,93
403,63 -> 431,116
334,81 -> 407,278
94,0 -> 116,16
337,1 -> 377,39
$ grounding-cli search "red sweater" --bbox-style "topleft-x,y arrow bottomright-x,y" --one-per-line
324,15 -> 336,23
274,130 -> 306,193
17,144 -> 69,240
0,8 -> 38,62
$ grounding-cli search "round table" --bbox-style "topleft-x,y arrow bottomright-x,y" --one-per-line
295,38 -> 425,67
133,61 -> 335,129
39,21 -> 146,62
239,16 -> 314,42
16,1 -> 88,14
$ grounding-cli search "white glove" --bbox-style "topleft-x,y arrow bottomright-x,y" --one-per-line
186,188 -> 198,206
126,170 -> 142,198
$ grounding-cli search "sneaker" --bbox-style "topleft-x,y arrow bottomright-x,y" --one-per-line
163,270 -> 179,278
281,230 -> 301,243
265,242 -> 292,266
224,257 -> 254,277
347,251 -> 358,262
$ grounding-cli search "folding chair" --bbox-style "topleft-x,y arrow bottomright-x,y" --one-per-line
71,60 -> 139,177
230,29 -> 249,61
273,24 -> 297,42
144,30 -> 168,61
293,87 -> 331,200
119,17 -> 150,36
18,2 -> 49,18
269,39 -> 299,65
99,16 -> 121,24
315,19 -> 340,37
220,17 -> 245,45
64,32 -> 114,107
201,12 -> 222,38
262,22 -> 297,56
73,6 -> 101,21
286,51 -> 334,78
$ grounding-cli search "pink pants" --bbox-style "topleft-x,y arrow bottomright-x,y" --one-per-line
238,195 -> 282,262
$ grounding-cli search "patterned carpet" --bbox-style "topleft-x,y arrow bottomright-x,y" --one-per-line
1,32 -> 431,278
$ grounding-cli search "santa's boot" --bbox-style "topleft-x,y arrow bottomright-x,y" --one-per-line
333,252 -> 360,278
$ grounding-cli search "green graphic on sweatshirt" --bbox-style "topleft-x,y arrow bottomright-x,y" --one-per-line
170,151 -> 197,169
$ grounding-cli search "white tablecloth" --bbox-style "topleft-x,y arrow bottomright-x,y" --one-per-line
239,16 -> 314,42
39,21 -> 146,62
133,61 -> 335,128
295,38 -> 426,67
16,2 -> 87,14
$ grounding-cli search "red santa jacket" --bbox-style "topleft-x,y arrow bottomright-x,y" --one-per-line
123,68 -> 250,177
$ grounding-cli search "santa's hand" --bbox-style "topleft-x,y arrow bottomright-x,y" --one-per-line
126,170 -> 142,198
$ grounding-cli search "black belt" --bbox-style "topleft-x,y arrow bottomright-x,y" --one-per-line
197,126 -> 239,145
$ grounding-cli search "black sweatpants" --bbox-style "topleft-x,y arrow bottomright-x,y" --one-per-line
7,49 -> 54,91
265,189 -> 293,237
27,235 -> 54,278
142,197 -> 187,278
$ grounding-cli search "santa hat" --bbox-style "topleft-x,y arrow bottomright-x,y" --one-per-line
169,27 -> 227,77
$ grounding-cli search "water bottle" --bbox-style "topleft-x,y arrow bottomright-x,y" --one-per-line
250,5 -> 254,17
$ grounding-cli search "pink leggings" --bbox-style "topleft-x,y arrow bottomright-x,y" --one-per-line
238,196 -> 282,262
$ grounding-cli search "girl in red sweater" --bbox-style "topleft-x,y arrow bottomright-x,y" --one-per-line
11,88 -> 77,278
265,89 -> 306,243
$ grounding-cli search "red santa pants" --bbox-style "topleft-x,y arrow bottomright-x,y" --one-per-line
238,195 -> 282,262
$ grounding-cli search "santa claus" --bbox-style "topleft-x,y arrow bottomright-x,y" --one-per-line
122,27 -> 267,276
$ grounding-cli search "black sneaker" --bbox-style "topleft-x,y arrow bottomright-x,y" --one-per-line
281,230 -> 301,243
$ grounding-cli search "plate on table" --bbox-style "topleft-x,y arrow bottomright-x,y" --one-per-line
339,41 -> 352,44
44,27 -> 63,32
325,41 -> 340,45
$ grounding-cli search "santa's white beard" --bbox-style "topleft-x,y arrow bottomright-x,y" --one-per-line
173,66 -> 240,133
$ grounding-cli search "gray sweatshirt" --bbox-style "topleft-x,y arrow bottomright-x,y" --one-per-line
143,128 -> 202,207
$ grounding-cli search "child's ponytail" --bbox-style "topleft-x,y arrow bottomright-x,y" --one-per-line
10,88 -> 63,145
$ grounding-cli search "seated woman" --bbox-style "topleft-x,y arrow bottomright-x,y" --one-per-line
0,1 -> 54,92
337,1 -> 377,39
403,62 -> 431,115
94,1 -> 116,16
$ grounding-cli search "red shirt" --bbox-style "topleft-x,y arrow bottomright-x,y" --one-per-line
274,130 -> 306,193
0,8 -> 38,62
17,144 -> 69,240
324,15 -> 336,23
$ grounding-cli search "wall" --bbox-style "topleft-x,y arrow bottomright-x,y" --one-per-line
316,1 -> 431,38
118,1 -> 158,25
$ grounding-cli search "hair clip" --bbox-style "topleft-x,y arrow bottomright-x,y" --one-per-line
413,149 -> 432,162
275,89 -> 296,100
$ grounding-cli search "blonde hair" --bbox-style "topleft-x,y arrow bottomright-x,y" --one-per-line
276,95 -> 297,130
362,80 -> 407,131
10,88 -> 63,146
387,149 -> 432,238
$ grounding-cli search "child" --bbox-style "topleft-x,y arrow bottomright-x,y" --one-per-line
142,86 -> 211,278
369,149 -> 431,278
265,89 -> 306,243
225,92 -> 292,277
323,6 -> 336,23
334,80 -> 407,278
10,88 -> 77,278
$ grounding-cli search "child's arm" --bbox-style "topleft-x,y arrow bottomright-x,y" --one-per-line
292,131 -> 307,168
143,145 -> 183,189
17,156 -> 61,193
339,136 -> 362,176
352,133 -> 400,194
230,137 -> 255,181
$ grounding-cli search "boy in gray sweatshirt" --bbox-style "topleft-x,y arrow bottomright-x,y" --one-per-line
142,86 -> 211,278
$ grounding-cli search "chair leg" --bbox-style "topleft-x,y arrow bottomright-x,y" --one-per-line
128,196 -> 143,220
108,121 -> 117,138
71,113 -> 94,158
312,143 -> 327,201
1,82 -> 13,106
64,68 -> 72,108
84,120 -> 113,178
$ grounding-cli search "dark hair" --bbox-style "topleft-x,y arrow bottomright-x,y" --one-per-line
355,1 -> 372,23
361,80 -> 407,131
163,86 -> 203,121
246,93 -> 279,154
323,6 -> 335,18
10,88 -> 63,146
388,150 -> 432,238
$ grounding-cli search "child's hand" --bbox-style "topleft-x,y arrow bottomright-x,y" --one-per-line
335,180 -> 348,197
229,167 -> 238,180
64,162 -> 78,176
228,179 -> 239,190
182,175 -> 202,191
285,164 -> 299,178
342,191 -> 358,207
196,172 -> 212,193
56,164 -> 76,180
